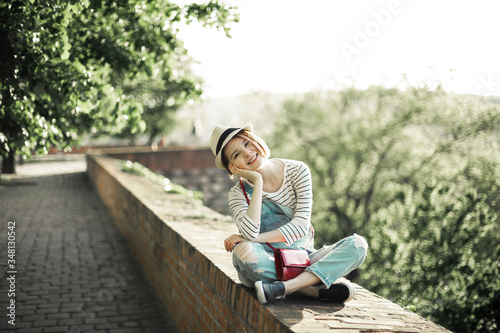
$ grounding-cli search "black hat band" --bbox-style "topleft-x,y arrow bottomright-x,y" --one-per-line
216,127 -> 239,156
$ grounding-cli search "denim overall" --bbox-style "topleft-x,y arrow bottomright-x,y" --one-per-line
233,182 -> 368,288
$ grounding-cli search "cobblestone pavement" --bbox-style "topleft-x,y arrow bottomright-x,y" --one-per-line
0,158 -> 177,332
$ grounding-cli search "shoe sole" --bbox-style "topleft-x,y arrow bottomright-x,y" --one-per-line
342,282 -> 355,302
254,281 -> 268,304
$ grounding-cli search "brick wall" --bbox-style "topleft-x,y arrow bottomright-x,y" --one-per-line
87,154 -> 451,333
86,155 -> 292,333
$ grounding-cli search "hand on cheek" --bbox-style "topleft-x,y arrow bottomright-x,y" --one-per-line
229,163 -> 242,176
230,162 -> 262,184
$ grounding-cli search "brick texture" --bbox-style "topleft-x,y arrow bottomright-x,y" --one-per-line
0,168 -> 175,332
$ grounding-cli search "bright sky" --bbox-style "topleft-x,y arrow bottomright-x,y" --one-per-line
178,0 -> 500,99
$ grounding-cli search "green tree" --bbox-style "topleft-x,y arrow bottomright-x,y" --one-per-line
270,87 -> 499,242
0,0 -> 238,173
269,86 -> 500,332
366,181 -> 499,333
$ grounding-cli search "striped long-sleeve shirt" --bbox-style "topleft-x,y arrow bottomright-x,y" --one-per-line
228,159 -> 313,245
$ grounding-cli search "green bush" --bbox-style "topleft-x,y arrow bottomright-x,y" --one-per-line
118,159 -> 203,201
365,182 -> 499,332
269,86 -> 500,332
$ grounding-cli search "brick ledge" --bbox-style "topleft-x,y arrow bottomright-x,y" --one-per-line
86,154 -> 450,333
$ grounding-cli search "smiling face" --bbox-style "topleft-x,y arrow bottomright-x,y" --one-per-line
223,135 -> 264,171
220,130 -> 271,176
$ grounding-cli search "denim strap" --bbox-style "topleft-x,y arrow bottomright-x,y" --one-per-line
238,178 -> 314,250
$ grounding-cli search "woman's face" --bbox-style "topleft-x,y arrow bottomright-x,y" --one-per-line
223,135 -> 263,170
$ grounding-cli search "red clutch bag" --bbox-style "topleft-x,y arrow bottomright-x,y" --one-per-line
273,248 -> 311,281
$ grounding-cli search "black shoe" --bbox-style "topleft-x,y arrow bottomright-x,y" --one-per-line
318,282 -> 354,303
255,281 -> 286,304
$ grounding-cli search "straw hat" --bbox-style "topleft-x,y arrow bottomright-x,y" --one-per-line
210,124 -> 253,169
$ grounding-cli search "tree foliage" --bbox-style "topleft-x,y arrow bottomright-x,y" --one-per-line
269,86 -> 500,332
367,181 -> 499,332
0,0 -> 238,170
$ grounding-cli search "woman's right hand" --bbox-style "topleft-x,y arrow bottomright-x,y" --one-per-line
229,163 -> 263,228
229,163 -> 262,184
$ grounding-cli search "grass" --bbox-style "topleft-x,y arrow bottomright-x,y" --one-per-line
117,159 -> 203,202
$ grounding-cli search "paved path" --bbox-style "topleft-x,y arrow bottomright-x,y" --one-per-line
0,157 -> 177,332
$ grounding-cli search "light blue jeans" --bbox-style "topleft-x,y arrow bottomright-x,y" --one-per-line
233,184 -> 368,288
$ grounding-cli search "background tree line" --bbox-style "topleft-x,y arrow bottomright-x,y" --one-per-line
0,0 -> 238,174
269,86 -> 500,333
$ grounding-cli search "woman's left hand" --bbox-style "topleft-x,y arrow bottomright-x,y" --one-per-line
224,234 -> 246,252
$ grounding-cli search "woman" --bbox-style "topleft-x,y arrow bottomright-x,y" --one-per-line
210,124 -> 368,304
